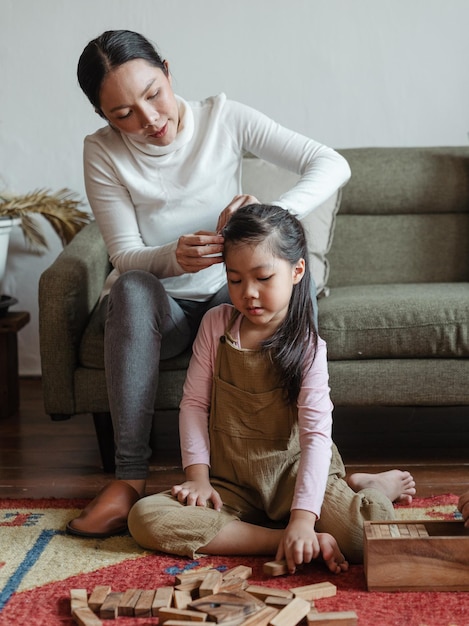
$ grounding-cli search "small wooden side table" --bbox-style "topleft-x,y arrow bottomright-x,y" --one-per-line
0,311 -> 30,418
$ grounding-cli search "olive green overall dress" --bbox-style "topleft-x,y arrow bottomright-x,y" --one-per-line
129,312 -> 395,563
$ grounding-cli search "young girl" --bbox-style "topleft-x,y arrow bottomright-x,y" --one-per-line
128,204 -> 416,572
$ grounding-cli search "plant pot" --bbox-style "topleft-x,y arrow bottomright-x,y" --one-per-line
0,216 -> 20,292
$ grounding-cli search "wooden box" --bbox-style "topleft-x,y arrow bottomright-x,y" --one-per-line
364,520 -> 469,591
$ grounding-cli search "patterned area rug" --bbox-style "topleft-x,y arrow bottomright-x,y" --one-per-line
0,495 -> 467,626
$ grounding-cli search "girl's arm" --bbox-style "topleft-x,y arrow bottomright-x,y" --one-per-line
277,338 -> 338,573
178,305 -> 233,469
174,306 -> 233,509
292,337 -> 334,519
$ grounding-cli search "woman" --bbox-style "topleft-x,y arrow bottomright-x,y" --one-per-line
67,29 -> 351,538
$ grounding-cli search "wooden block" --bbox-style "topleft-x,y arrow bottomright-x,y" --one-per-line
222,565 -> 253,580
70,589 -> 88,613
159,607 -> 208,623
306,611 -> 358,625
72,607 -> 103,626
269,597 -> 311,626
176,580 -> 204,593
174,589 -> 193,610
190,590 -> 265,623
240,606 -> 279,626
289,582 -> 336,601
163,622 -> 209,626
264,597 -> 293,608
199,570 -> 223,597
364,519 -> 469,591
152,586 -> 175,615
263,560 -> 288,577
218,576 -> 249,593
175,568 -> 215,584
118,588 -> 143,616
134,589 -> 155,617
99,592 -> 123,619
246,585 -> 293,601
88,585 -> 112,612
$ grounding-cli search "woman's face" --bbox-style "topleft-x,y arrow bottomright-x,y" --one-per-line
99,58 -> 179,146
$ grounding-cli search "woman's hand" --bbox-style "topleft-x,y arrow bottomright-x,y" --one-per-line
216,194 -> 260,233
275,510 -> 349,575
176,230 -> 224,273
171,464 -> 223,510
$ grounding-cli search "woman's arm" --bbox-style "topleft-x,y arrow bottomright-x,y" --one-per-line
84,136 -> 185,277
227,99 -> 351,218
84,131 -> 224,279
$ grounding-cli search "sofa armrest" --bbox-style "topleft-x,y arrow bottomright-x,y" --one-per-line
39,221 -> 110,416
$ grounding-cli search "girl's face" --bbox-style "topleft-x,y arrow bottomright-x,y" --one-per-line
99,58 -> 179,147
225,240 -> 305,335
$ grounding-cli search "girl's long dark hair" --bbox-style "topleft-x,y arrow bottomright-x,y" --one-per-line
222,204 -> 318,404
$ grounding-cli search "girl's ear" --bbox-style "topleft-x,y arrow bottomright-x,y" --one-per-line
292,258 -> 306,284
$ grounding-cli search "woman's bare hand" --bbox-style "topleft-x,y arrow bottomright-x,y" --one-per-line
176,230 -> 224,273
216,194 -> 260,232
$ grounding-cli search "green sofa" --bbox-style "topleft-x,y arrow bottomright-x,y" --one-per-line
39,147 -> 469,471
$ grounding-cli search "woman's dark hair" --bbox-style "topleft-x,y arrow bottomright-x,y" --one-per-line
222,204 -> 318,404
77,30 -> 167,114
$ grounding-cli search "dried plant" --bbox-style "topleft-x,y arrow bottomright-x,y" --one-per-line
0,188 -> 91,252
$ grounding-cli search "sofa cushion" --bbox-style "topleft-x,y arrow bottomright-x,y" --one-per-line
337,147 -> 469,215
241,157 -> 342,295
327,213 -> 469,287
319,283 -> 469,360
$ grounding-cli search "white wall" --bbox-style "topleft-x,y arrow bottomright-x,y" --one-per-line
2,0 -> 469,375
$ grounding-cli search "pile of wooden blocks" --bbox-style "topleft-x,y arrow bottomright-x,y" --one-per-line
70,561 -> 358,625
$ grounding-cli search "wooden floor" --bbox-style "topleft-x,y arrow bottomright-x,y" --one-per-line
0,378 -> 468,500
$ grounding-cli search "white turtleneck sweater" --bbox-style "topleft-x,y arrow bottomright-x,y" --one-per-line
83,93 -> 350,301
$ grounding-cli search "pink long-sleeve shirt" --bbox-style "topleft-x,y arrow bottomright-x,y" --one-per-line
179,304 -> 334,519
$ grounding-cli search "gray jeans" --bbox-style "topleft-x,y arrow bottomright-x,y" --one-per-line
101,269 -> 318,479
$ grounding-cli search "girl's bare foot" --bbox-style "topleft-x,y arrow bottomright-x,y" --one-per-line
317,533 -> 349,574
347,470 -> 416,505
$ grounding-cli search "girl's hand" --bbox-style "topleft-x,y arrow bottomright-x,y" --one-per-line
172,464 -> 222,510
216,194 -> 260,233
275,511 -> 349,575
176,230 -> 224,273
171,480 -> 223,511
276,511 -> 320,574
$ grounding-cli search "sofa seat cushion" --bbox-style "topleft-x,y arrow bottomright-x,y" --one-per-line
319,283 -> 469,360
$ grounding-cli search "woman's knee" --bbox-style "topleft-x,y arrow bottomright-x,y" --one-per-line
109,271 -> 170,326
111,271 -> 165,304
